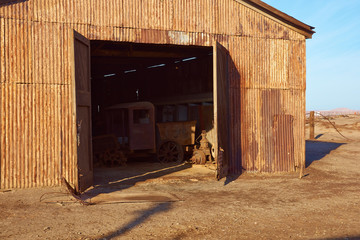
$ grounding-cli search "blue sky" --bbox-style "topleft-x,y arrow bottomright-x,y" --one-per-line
263,0 -> 360,110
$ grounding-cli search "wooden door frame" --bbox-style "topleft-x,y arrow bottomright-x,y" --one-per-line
70,30 -> 79,190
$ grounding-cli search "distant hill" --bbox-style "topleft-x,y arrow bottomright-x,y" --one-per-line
331,108 -> 357,112
306,108 -> 360,116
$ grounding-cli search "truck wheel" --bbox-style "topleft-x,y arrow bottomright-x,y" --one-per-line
157,141 -> 184,163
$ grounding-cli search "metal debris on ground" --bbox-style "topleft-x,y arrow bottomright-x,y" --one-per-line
61,178 -> 93,206
191,130 -> 212,165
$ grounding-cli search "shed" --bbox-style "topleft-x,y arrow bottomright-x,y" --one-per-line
0,0 -> 315,191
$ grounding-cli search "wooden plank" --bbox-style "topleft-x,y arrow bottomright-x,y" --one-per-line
309,111 -> 315,140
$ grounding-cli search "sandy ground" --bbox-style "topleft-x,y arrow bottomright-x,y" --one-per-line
1,115 -> 360,240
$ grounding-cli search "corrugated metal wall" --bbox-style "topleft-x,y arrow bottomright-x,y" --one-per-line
0,0 -> 306,188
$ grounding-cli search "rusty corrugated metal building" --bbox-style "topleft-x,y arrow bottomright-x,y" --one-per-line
0,0 -> 314,190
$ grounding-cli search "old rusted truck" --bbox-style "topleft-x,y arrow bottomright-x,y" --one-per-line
92,101 -> 197,165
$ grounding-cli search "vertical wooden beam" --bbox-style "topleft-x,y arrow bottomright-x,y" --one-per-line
213,42 -> 218,159
309,111 -> 315,140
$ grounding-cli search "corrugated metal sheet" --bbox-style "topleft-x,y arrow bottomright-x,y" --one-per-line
239,88 -> 305,173
273,114 -> 295,172
0,0 -> 308,39
227,34 -> 305,173
0,0 -> 309,188
0,83 -> 77,188
0,1 -> 30,20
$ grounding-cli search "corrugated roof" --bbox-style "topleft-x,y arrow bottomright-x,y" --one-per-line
239,0 -> 315,38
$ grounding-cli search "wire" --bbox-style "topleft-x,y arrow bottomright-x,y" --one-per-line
312,112 -> 352,141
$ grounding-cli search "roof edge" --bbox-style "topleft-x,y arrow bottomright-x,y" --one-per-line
239,0 -> 315,39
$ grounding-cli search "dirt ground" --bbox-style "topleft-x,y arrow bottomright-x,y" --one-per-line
1,115 -> 360,240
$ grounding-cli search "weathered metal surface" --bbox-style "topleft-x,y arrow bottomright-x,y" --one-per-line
0,0 -> 311,188
156,121 -> 196,146
227,34 -> 306,173
239,88 -> 305,173
273,114 -> 295,172
0,0 -> 312,40
0,83 -> 76,188
238,0 -> 315,38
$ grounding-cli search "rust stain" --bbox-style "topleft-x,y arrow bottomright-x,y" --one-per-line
282,30 -> 289,40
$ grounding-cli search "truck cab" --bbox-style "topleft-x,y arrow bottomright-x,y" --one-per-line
106,101 -> 156,152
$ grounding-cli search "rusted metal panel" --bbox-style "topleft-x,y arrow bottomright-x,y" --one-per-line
269,39 -> 290,89
227,37 -> 242,174
240,88 -> 261,172
31,21 -> 65,84
273,114 -> 295,172
239,87 -> 305,173
32,1 -> 90,25
0,0 -> 31,21
88,27 -> 214,48
1,0 -> 310,40
235,37 -> 304,90
0,20 -> 78,188
2,18 -> 30,84
0,83 -> 67,188
291,89 -> 306,171
289,40 -> 306,89
238,0 -> 314,39
157,121 -> 196,146
261,89 -> 281,172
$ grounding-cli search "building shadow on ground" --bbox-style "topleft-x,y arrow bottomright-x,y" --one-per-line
224,173 -> 242,186
305,140 -> 345,167
97,202 -> 172,240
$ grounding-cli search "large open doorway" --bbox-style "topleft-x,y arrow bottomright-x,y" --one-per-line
89,41 -> 215,186
73,31 -> 230,192
90,41 -> 214,134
